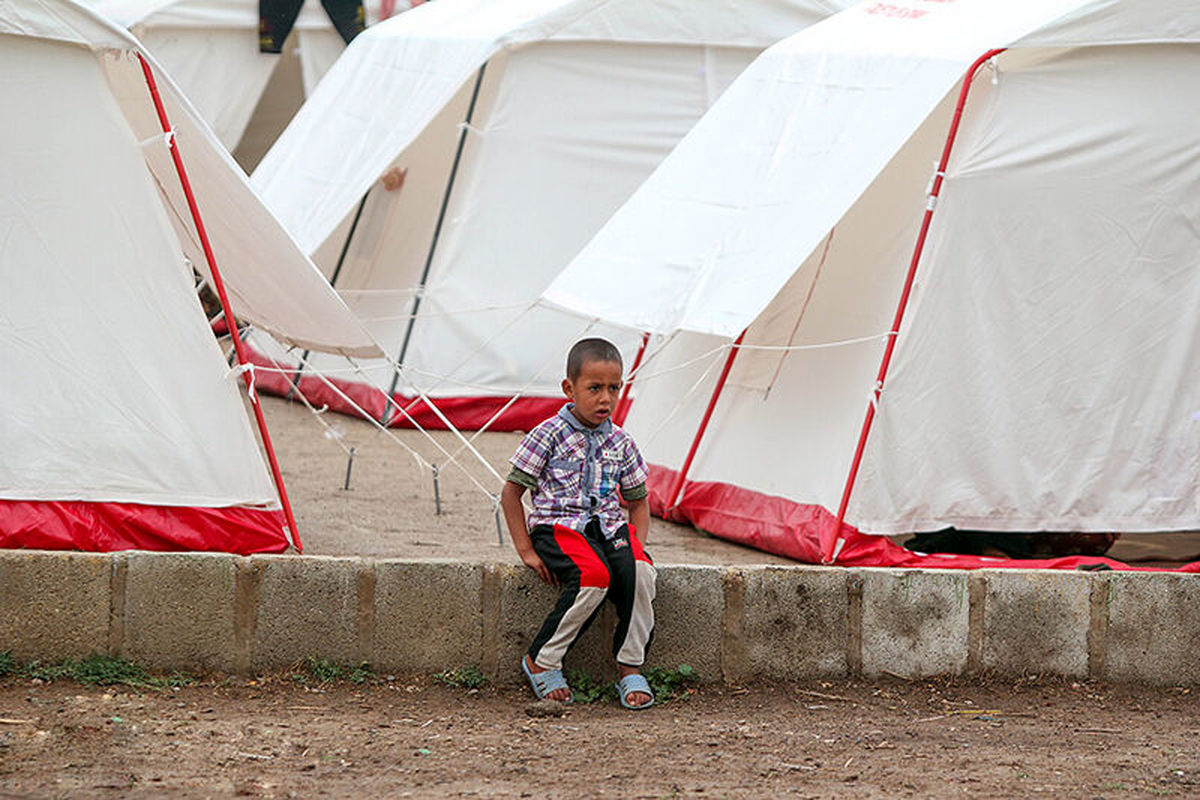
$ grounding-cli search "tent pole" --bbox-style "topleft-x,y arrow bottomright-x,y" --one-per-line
826,48 -> 1007,564
383,63 -> 488,423
614,331 -> 650,426
665,330 -> 746,511
136,54 -> 304,552
287,190 -> 371,401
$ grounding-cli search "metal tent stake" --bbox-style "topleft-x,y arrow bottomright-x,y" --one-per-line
494,503 -> 504,546
432,465 -> 442,515
343,447 -> 355,491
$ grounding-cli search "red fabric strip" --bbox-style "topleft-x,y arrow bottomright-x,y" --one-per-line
0,500 -> 289,555
627,525 -> 652,565
648,465 -> 1200,573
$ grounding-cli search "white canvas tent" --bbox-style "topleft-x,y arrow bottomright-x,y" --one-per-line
543,0 -> 1200,570
0,0 -> 377,554
94,0 -> 406,170
248,0 -> 849,432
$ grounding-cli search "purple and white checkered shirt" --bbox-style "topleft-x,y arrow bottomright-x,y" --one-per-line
508,404 -> 649,538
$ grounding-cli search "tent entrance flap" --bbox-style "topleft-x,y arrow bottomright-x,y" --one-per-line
136,52 -> 301,552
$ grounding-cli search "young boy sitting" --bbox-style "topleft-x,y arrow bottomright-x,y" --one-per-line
500,337 -> 656,709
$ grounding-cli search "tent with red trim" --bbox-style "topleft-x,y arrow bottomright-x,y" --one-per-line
0,0 -> 378,554
542,0 -> 1200,571
93,0 -> 410,171
247,0 -> 851,432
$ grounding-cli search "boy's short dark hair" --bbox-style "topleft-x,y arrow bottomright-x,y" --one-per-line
566,338 -> 623,380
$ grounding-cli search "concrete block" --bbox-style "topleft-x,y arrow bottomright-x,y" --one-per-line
862,569 -> 968,679
742,566 -> 848,680
651,566 -> 723,682
979,570 -> 1090,678
252,555 -> 359,669
124,552 -> 236,671
495,565 -> 615,683
373,560 -> 484,673
1103,572 -> 1200,685
0,550 -> 112,660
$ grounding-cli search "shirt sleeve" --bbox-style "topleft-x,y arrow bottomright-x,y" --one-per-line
621,482 -> 648,501
509,421 -> 555,479
618,434 -> 649,490
506,467 -> 539,491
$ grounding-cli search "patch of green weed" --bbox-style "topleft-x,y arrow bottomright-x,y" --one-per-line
565,669 -> 615,704
432,665 -> 487,690
566,664 -> 699,705
0,651 -> 14,679
347,662 -> 373,685
16,654 -> 191,690
293,657 -> 374,685
643,664 -> 699,703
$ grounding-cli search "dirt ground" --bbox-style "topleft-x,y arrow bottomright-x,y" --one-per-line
1,674 -> 1196,799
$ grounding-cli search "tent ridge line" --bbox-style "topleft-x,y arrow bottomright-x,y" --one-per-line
825,47 -> 1008,564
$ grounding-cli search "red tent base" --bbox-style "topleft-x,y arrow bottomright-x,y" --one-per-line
648,465 -> 1200,573
0,500 -> 290,555
245,346 -> 561,432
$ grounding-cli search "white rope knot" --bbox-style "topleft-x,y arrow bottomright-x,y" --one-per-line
924,160 -> 944,196
869,379 -> 884,412
138,130 -> 175,150
226,362 -> 257,399
457,122 -> 485,136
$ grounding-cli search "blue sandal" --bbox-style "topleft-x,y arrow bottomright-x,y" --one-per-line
521,657 -> 573,703
615,673 -> 655,710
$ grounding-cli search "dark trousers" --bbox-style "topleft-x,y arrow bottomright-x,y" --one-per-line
527,520 -> 656,671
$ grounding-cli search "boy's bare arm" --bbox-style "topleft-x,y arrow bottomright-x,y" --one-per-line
500,481 -> 557,586
626,496 -> 650,544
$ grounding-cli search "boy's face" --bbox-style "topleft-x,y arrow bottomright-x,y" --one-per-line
562,358 -> 623,428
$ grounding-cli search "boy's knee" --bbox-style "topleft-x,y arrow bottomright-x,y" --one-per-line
634,561 -> 656,598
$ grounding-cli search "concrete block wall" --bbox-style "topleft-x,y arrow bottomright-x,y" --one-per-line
0,550 -> 1196,686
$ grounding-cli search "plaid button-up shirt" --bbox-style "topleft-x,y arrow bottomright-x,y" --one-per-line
508,404 -> 649,538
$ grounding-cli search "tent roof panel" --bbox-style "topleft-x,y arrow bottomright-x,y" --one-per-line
252,0 -> 848,255
2,0 -> 379,357
1016,0 -> 1200,47
542,0 -> 1198,339
0,0 -> 134,49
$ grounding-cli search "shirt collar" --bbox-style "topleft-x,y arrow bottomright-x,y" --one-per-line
558,403 -> 612,436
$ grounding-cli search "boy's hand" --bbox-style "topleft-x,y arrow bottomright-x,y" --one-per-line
520,549 -> 557,586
